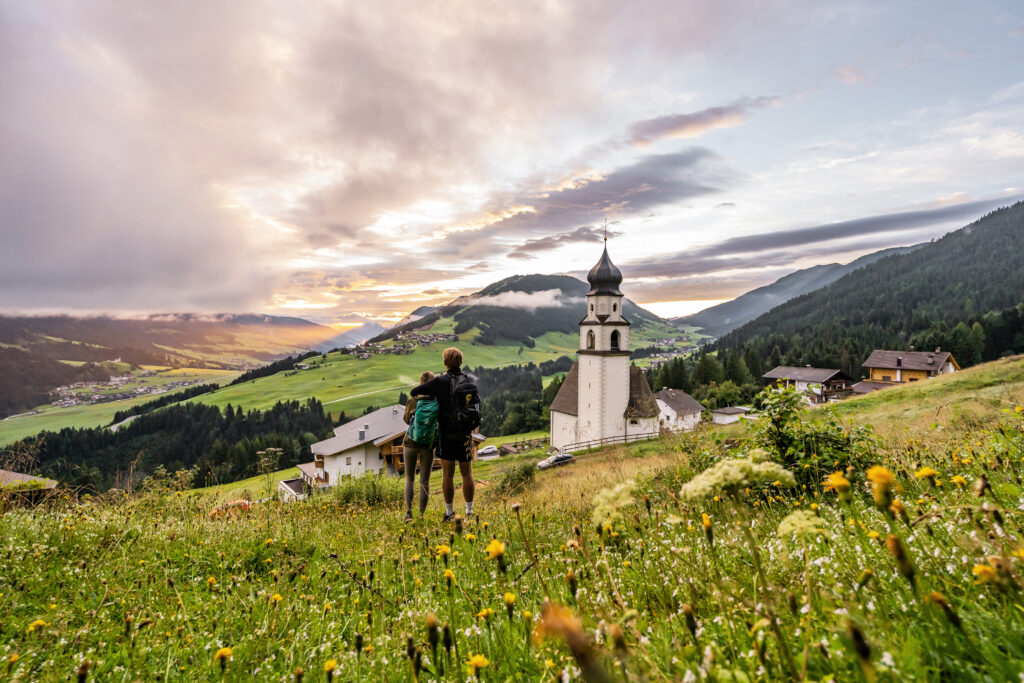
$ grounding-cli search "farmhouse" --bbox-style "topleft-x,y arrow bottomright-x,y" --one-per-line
281,404 -> 486,501
654,388 -> 704,432
711,406 -> 751,425
549,243 -> 660,453
763,366 -> 853,403
0,469 -> 57,492
862,349 -> 959,384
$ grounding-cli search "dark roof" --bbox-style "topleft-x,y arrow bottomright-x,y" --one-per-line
712,406 -> 751,415
586,245 -> 623,296
0,469 -> 57,489
549,363 -> 580,416
851,381 -> 892,394
654,388 -> 704,415
763,366 -> 850,383
862,349 -> 958,372
625,365 -> 660,418
278,478 -> 304,496
312,405 -> 407,456
548,363 -> 659,419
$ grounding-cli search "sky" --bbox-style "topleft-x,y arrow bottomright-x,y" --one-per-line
2,1 -> 1024,327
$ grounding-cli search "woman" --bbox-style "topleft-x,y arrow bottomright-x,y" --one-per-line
402,371 -> 438,522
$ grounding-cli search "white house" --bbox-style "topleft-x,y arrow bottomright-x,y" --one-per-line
549,242 -> 660,452
762,366 -> 853,403
711,406 -> 751,425
654,389 -> 704,432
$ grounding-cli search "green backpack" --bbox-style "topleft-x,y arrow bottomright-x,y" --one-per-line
408,398 -> 439,445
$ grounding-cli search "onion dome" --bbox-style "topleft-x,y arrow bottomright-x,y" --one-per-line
586,245 -> 623,296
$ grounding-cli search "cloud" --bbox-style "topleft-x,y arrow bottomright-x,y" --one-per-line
461,289 -> 579,311
835,65 -> 867,84
627,96 -> 780,145
508,225 -> 619,260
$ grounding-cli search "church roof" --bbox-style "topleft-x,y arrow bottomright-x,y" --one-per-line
586,245 -> 623,296
654,388 -> 704,415
549,363 -> 659,419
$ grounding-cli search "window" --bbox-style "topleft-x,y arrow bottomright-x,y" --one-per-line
590,304 -> 593,311
586,330 -> 595,349
909,378 -> 918,382
613,303 -> 617,312
610,330 -> 620,351
882,375 -> 891,382
345,456 -> 351,465
630,419 -> 638,425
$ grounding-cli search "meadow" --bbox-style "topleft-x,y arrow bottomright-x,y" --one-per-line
2,358 -> 1023,681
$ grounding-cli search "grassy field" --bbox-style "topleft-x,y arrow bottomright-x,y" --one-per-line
3,358 -> 1024,680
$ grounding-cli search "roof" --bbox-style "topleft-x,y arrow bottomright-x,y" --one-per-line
851,381 -> 892,394
313,405 -> 407,456
862,350 -> 958,372
586,245 -> 623,296
548,363 -> 659,419
712,406 -> 751,415
297,462 -> 321,480
625,365 -> 660,418
763,366 -> 850,383
655,388 -> 704,415
0,469 -> 57,489
549,363 -> 580,416
278,478 -> 304,496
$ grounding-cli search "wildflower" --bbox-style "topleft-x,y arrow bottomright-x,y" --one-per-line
466,653 -> 489,677
265,538 -> 274,546
324,658 -> 338,682
426,614 -> 440,660
867,465 -> 895,510
927,592 -> 962,629
867,530 -> 881,540
504,592 -> 516,618
885,535 -> 915,588
444,568 -> 456,586
436,544 -> 451,556
681,455 -> 795,501
465,533 -> 476,541
566,568 -> 578,599
777,510 -> 829,539
270,593 -> 283,603
823,471 -> 852,501
701,513 -> 713,547
972,563 -> 997,584
592,481 -> 637,527
477,607 -> 495,621
951,475 -> 967,487
207,576 -> 217,589
214,647 -> 232,672
856,568 -> 873,591
485,538 -> 507,573
25,619 -> 47,634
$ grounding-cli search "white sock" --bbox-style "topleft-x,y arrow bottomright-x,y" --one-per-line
466,501 -> 474,515
445,502 -> 454,515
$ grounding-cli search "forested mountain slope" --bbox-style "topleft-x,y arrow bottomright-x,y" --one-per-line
680,245 -> 919,337
717,201 -> 1024,374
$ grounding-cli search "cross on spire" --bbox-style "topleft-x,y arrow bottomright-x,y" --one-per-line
602,218 -> 608,243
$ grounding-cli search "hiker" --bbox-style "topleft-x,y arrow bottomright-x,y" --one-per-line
410,347 -> 482,522
402,371 -> 438,522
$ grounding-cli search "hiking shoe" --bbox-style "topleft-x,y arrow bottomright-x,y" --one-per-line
464,511 -> 474,522
442,511 -> 456,523
404,511 -> 413,523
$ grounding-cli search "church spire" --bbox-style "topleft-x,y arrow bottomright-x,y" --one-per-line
586,239 -> 623,296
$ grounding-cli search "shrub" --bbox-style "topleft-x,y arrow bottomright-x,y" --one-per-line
329,473 -> 404,507
492,461 -> 536,496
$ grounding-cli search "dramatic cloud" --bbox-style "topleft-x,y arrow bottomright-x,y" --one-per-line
461,289 -> 580,310
508,226 -> 619,260
628,97 -> 780,145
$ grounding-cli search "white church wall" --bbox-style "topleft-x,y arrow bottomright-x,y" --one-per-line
550,411 -> 577,450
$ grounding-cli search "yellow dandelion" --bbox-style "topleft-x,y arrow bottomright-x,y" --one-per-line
25,619 -> 47,634
465,533 -> 477,541
951,475 -> 967,487
915,466 -> 938,480
444,568 -> 456,584
503,592 -> 516,606
436,544 -> 451,557
265,538 -> 274,546
324,659 -> 338,673
823,471 -> 851,492
466,653 -> 489,675
866,466 -> 893,485
972,564 -> 997,583
485,538 -> 505,560
867,530 -> 881,540
207,576 -> 216,588
270,593 -> 283,603
476,607 -> 495,620
701,513 -> 711,530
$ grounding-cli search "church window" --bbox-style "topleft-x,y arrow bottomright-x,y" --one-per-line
613,303 -> 617,312
630,419 -> 638,425
590,304 -> 593,311
610,330 -> 620,351
586,330 -> 595,349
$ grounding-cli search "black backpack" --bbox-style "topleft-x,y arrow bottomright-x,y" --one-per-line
446,372 -> 481,434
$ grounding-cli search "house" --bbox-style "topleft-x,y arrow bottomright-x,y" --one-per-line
654,389 -> 704,432
763,366 -> 853,403
0,469 -> 58,494
281,404 -> 486,500
711,406 -> 751,425
549,243 -> 660,453
862,349 -> 959,384
850,380 -> 891,395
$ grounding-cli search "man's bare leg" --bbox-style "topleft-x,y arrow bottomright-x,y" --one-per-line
441,460 -> 456,518
459,460 -> 475,516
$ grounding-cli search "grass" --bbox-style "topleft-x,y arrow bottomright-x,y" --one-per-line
3,356 -> 1024,680
191,467 -> 301,503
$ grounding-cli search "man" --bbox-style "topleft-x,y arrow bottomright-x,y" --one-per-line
410,347 -> 480,522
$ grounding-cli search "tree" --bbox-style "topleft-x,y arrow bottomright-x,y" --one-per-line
692,349 -> 725,386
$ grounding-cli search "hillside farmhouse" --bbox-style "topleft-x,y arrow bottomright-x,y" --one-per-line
549,243 -> 660,452
763,366 -> 853,403
711,406 -> 751,425
654,388 -> 704,432
279,404 -> 485,501
0,469 -> 57,491
862,349 -> 959,384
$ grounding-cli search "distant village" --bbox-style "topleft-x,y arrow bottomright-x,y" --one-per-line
343,332 -> 458,360
50,371 -> 207,408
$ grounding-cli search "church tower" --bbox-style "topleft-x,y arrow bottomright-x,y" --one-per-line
548,237 -> 660,452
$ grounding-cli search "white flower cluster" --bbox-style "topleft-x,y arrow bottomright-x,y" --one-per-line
680,453 -> 795,501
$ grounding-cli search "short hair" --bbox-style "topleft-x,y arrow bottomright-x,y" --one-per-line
442,347 -> 463,369
419,370 -> 435,383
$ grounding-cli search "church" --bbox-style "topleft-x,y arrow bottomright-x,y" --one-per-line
549,242 -> 660,452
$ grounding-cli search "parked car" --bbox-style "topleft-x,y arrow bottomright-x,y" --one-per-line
477,445 -> 499,456
537,453 -> 576,470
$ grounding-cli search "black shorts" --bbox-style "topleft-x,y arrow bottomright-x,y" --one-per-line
437,433 -> 474,462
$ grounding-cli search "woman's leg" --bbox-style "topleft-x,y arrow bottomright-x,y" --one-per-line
403,445 -> 418,514
417,447 -> 434,515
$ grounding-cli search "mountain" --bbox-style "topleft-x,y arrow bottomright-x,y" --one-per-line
679,245 -> 921,337
313,322 -> 390,351
394,306 -> 438,329
373,273 -> 670,348
717,201 -> 1024,373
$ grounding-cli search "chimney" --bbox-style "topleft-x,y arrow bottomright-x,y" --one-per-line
935,347 -> 941,353
896,357 -> 902,367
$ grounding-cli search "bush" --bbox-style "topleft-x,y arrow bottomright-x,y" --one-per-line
329,474 -> 404,507
492,461 -> 536,496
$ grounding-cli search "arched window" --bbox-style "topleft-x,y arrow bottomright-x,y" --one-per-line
589,304 -> 593,311
610,330 -> 620,350
586,330 -> 595,349
613,303 -> 617,312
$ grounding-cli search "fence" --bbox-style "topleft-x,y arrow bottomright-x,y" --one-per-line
558,431 -> 660,454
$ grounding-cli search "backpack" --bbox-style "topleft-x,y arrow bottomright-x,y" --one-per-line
446,372 -> 481,434
408,397 -> 439,445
